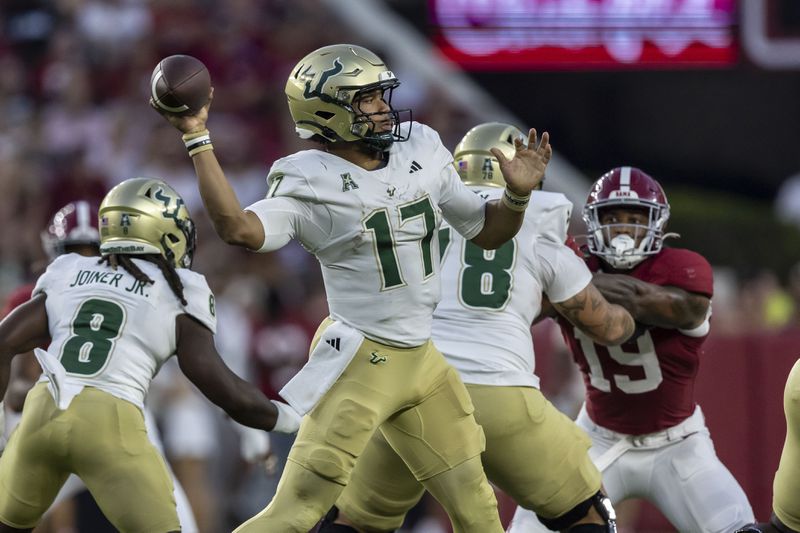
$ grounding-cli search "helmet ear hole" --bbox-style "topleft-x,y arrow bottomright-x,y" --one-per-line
315,110 -> 335,120
167,233 -> 180,244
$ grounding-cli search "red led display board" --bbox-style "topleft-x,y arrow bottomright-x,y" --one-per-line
430,0 -> 738,69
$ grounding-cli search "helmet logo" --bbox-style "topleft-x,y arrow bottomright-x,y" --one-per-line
120,213 -> 131,235
154,187 -> 185,221
481,158 -> 494,181
303,58 -> 343,99
609,189 -> 639,199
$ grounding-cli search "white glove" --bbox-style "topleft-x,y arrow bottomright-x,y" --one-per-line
271,400 -> 302,434
234,423 -> 271,463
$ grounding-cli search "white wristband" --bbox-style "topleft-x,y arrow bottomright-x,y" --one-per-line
271,400 -> 302,434
502,187 -> 531,212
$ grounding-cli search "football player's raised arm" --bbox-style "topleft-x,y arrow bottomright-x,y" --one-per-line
0,294 -> 50,399
552,284 -> 636,346
152,91 -> 265,250
189,151 -> 265,250
176,314 -> 300,433
472,129 -> 552,250
591,273 -> 710,330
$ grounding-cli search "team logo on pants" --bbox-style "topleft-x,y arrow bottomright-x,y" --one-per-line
369,351 -> 387,365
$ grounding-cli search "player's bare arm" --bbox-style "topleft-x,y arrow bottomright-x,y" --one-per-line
0,294 -> 50,399
175,314 -> 282,431
152,91 -> 266,250
553,283 -> 636,345
471,129 -> 552,249
592,272 -> 710,330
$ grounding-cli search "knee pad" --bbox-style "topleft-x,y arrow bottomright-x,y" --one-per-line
539,491 -> 617,533
294,399 -> 379,484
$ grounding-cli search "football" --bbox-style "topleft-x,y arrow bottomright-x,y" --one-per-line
150,55 -> 210,116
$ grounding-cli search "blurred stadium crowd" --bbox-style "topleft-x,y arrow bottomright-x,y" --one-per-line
1,1 -> 800,532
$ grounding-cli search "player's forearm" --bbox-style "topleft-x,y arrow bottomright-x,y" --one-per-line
628,290 -> 708,330
555,284 -> 635,346
222,391 -> 279,432
599,275 -> 708,329
470,199 -> 524,249
597,303 -> 636,345
189,150 -> 253,247
192,367 -> 279,431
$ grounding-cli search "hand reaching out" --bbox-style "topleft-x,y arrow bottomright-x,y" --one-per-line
491,128 -> 552,196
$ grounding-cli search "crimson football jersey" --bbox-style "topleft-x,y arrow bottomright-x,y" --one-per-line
559,247 -> 713,434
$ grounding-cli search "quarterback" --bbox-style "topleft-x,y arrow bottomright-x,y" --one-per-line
154,45 -> 551,532
319,122 -> 636,533
509,167 -> 754,532
0,179 -> 299,533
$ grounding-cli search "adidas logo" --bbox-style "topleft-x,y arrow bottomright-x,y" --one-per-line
409,160 -> 422,173
325,337 -> 341,351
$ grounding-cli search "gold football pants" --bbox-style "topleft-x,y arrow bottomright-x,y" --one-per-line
336,384 -> 601,531
234,320 -> 503,533
0,383 -> 179,532
774,358 -> 800,531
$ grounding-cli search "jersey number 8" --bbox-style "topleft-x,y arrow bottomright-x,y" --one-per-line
61,298 -> 126,375
438,227 -> 515,310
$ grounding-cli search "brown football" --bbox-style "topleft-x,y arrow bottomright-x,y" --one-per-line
150,55 -> 210,116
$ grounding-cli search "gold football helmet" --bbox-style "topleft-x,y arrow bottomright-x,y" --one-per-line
285,44 -> 411,150
99,178 -> 196,268
454,122 -> 532,189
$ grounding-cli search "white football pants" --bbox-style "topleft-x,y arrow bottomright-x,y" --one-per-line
507,405 -> 754,533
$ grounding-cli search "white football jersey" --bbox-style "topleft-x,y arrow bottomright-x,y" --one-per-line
246,122 -> 486,347
432,188 -> 592,388
33,253 -> 216,409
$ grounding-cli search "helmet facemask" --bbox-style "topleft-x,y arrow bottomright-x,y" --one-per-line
348,82 -> 410,151
584,201 -> 670,270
